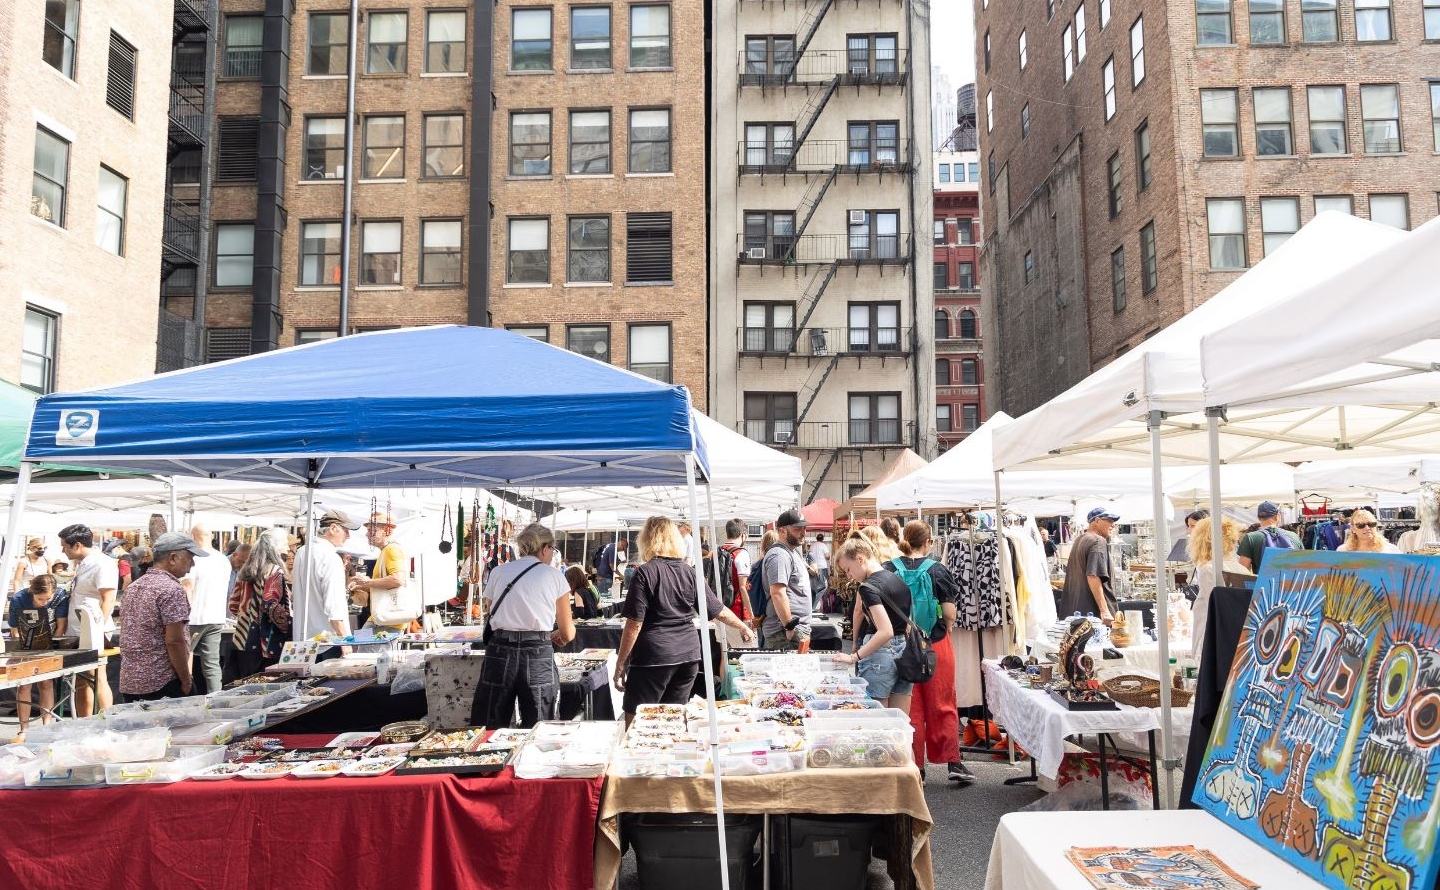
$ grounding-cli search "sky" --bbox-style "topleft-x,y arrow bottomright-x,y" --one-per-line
930,0 -> 977,92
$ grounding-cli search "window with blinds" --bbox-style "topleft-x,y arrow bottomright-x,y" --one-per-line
625,212 -> 672,284
107,32 -> 137,120
217,117 -> 261,181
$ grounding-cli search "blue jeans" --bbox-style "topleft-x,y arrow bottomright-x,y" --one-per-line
469,638 -> 557,729
856,634 -> 912,699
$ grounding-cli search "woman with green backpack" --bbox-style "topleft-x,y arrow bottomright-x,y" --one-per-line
893,521 -> 971,785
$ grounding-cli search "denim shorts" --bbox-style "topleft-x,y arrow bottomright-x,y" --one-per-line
856,634 -> 912,699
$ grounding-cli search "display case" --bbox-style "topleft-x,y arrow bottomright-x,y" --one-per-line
103,745 -> 226,785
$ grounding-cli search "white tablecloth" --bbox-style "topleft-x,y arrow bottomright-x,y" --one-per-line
984,810 -> 1326,890
1027,636 -> 1177,676
983,661 -> 1161,780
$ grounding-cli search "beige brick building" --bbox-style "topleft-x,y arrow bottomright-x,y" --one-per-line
977,0 -> 1440,415
710,0 -> 935,503
0,0 -> 173,393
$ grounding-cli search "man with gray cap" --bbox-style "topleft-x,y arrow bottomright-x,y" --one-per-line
1237,501 -> 1301,574
762,509 -> 813,650
119,533 -> 208,701
1059,508 -> 1120,626
292,509 -> 361,643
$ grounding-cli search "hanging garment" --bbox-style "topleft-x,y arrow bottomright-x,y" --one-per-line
944,533 -> 1007,631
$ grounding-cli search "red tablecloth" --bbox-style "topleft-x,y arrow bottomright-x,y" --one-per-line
0,734 -> 602,890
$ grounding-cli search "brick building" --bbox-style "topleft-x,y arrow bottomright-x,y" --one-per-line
1,0 -> 175,392
976,0 -> 1440,416
933,147 -> 985,452
709,0 -> 935,503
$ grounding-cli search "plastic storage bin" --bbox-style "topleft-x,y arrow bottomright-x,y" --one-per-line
804,709 -> 913,769
169,720 -> 239,747
46,727 -> 171,767
205,708 -> 268,734
105,699 -> 209,731
206,682 -> 297,710
24,760 -> 108,788
772,814 -> 879,890
103,745 -> 227,785
628,813 -> 761,890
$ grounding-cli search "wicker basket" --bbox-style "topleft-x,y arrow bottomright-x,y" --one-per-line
1102,674 -> 1193,709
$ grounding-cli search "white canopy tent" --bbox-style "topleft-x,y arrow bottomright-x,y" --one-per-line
1292,456 -> 1440,497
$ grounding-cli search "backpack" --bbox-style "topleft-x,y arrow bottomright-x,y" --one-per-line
748,552 -> 769,618
865,580 -> 937,684
592,544 -> 608,571
1260,527 -> 1298,553
718,543 -> 749,617
705,547 -> 737,610
890,557 -> 941,636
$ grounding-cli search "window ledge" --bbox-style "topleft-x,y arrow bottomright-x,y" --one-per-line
355,285 -> 404,291
1364,151 -> 1406,157
566,67 -> 615,75
296,178 -> 343,185
357,178 -> 407,184
1307,153 -> 1354,159
362,71 -> 410,78
1249,42 -> 1290,47
565,173 -> 616,179
418,282 -> 464,288
1199,155 -> 1242,161
218,75 -> 262,83
1255,154 -> 1299,160
508,69 -> 556,76
208,286 -> 253,293
421,71 -> 468,77
624,280 -> 674,287
625,172 -> 675,178
26,214 -> 67,235
420,175 -> 467,182
564,281 -> 613,287
302,74 -> 348,80
507,174 -> 555,181
504,282 -> 552,289
1195,42 -> 1239,48
625,66 -> 675,73
295,286 -> 341,292
1355,39 -> 1398,45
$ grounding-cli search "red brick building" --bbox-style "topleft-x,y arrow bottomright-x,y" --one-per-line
933,148 -> 985,452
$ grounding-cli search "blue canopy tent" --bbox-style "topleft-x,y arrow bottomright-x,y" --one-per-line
5,325 -> 740,887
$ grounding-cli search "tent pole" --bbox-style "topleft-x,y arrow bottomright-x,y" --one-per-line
0,462 -> 34,607
168,477 -> 179,534
685,455 -> 730,890
1206,409 -> 1225,602
299,485 -> 318,643
1148,411 -> 1177,809
582,511 -> 590,572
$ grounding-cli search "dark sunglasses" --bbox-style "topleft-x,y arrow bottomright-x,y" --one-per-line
1353,522 -> 1378,529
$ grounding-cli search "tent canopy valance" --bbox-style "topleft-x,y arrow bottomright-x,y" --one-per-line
22,326 -> 707,489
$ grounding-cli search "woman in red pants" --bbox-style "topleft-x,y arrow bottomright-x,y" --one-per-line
892,521 -> 973,785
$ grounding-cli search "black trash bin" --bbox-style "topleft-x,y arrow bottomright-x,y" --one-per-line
628,812 -> 762,890
772,814 -> 879,890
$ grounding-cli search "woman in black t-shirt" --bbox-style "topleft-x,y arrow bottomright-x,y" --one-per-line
832,535 -> 914,710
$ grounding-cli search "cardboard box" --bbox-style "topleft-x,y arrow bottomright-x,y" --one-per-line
0,654 -> 63,680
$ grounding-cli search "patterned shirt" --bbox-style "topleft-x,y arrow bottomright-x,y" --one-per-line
119,567 -> 190,695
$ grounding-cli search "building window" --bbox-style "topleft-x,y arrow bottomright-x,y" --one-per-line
1140,222 -> 1158,292
366,11 -> 407,73
1023,251 -> 1036,283
308,12 -> 348,75
1018,30 -> 1028,68
743,36 -> 797,83
1427,0 -> 1440,38
296,330 -> 339,345
847,211 -> 900,260
958,309 -> 978,338
510,111 -> 552,176
1369,194 -> 1410,229
1062,26 -> 1075,81
31,127 -> 69,226
628,324 -> 671,383
958,262 -> 975,289
961,404 -> 980,432
571,7 -> 610,69
630,5 -> 671,67
1102,58 -> 1116,120
21,308 -> 59,394
43,0 -> 80,78
849,394 -> 901,445
567,325 -> 610,362
744,393 -> 797,445
936,358 -> 951,385
567,216 -> 610,282
1130,18 -> 1145,86
744,122 -> 795,169
938,164 -> 950,183
1107,153 -> 1123,218
223,16 -> 263,78
959,359 -> 979,386
626,212 -> 672,283
95,166 -> 127,255
1307,86 -> 1347,155
570,111 -> 611,174
933,308 -> 949,338
1249,0 -> 1285,43
1076,7 -> 1088,60
988,151 -> 996,193
957,218 -> 974,245
1361,85 -> 1402,153
508,218 -> 550,283
423,114 -> 464,177
1207,198 -> 1246,269
743,211 -> 796,259
985,91 -> 994,133
1302,0 -> 1338,41
1021,104 -> 1031,138
105,32 -> 137,120
848,303 -> 901,352
170,149 -> 201,187
1100,0 -> 1112,28
507,325 -> 549,342
1355,0 -> 1391,41
303,117 -> 345,180
217,116 -> 260,181
743,303 -> 796,353
847,121 -> 899,167
969,161 -> 979,181
215,223 -> 254,287
361,220 -> 402,285
933,260 -> 946,291
363,115 -> 405,179
1314,194 -> 1353,215
629,108 -> 671,173
1135,121 -> 1152,190
300,221 -> 342,286
1433,84 -> 1440,151
420,219 -> 462,285
1260,197 -> 1299,255
426,10 -> 466,73
1253,88 -> 1293,155
983,30 -> 991,71
846,34 -> 898,76
1196,0 -> 1233,44
1200,89 -> 1239,157
512,8 -> 552,71
936,405 -> 952,433
1111,247 -> 1127,311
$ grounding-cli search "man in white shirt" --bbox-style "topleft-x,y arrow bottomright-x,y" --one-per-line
181,524 -> 231,694
59,524 -> 118,716
291,509 -> 360,644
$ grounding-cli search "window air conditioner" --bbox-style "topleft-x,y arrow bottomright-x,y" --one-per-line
773,430 -> 793,444
848,210 -> 867,224
747,247 -> 768,260
850,64 -> 869,76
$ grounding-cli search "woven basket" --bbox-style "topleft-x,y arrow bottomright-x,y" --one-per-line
1103,674 -> 1193,709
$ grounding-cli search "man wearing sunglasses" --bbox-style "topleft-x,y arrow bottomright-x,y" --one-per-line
1237,501 -> 1302,574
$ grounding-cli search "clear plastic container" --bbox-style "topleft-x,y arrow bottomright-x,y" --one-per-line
205,709 -> 268,734
803,709 -> 914,769
169,720 -> 238,747
716,745 -> 806,776
103,745 -> 226,785
612,749 -> 708,778
808,698 -> 884,712
206,682 -> 297,710
24,716 -> 107,746
46,727 -> 171,767
25,760 -> 108,788
105,699 -> 209,731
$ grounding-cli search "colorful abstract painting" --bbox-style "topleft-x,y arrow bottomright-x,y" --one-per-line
1194,551 -> 1440,890
1065,846 -> 1260,889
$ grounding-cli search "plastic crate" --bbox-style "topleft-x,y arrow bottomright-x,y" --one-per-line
105,699 -> 209,731
804,709 -> 913,769
772,814 -> 879,890
103,745 -> 227,785
628,813 -> 761,890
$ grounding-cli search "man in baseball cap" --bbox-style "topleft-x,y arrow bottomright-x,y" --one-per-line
118,533 -> 209,701
1237,501 -> 1301,573
1059,508 -> 1120,625
319,509 -> 361,530
761,509 -> 812,649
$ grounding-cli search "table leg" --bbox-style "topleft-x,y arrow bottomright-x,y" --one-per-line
762,813 -> 771,890
1098,734 -> 1111,811
1147,729 -> 1160,810
1003,755 -> 1038,786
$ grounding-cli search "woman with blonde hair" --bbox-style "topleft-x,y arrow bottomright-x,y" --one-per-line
833,535 -> 914,710
614,516 -> 753,719
1187,516 -> 1252,657
859,525 -> 902,562
1337,509 -> 1400,553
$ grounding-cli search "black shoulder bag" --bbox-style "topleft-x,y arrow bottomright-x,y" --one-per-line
864,582 -> 937,684
482,562 -> 542,645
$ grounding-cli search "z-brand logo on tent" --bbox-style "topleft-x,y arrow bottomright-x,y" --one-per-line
56,409 -> 98,447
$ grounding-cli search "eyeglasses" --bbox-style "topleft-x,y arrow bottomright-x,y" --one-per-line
1353,522 -> 1378,529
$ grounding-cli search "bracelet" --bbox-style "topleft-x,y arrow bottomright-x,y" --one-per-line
784,617 -> 800,631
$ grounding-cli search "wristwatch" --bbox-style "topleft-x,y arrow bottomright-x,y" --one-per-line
784,617 -> 801,631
